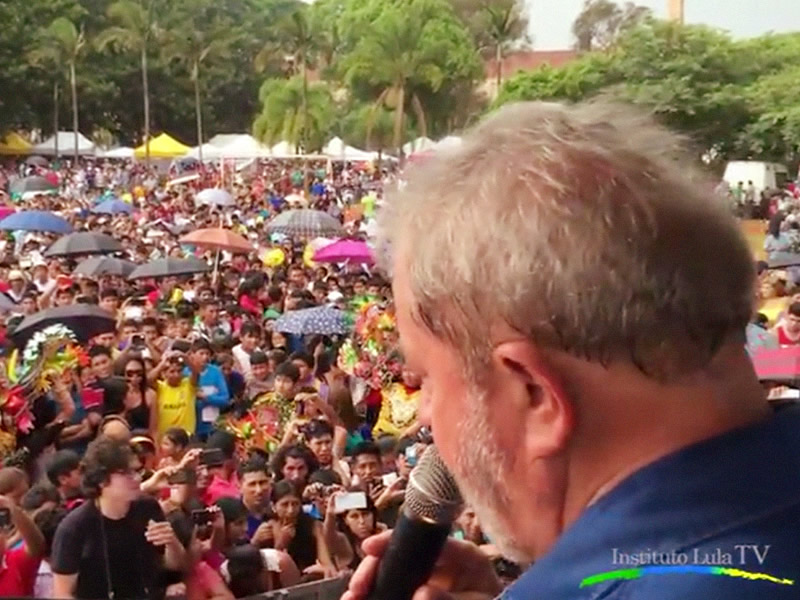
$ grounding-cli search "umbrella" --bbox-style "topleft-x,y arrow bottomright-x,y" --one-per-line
8,176 -> 58,197
196,188 -> 234,207
73,256 -> 137,278
0,206 -> 15,221
767,252 -> 800,269
92,198 -> 133,215
751,345 -> 800,383
129,257 -> 210,280
274,306 -> 349,336
25,156 -> 49,167
314,239 -> 373,264
267,209 -> 345,239
11,305 -> 116,348
0,292 -> 16,313
179,228 -> 253,253
44,232 -> 123,257
0,210 -> 72,234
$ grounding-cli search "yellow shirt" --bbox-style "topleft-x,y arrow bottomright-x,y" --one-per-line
373,383 -> 420,438
156,378 -> 196,436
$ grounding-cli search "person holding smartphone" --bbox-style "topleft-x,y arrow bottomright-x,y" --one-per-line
148,349 -> 203,439
323,491 -> 385,571
0,493 -> 45,596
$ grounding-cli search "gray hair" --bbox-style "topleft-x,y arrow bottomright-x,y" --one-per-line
378,101 -> 754,382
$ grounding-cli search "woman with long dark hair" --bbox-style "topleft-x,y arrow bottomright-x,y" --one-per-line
118,355 -> 155,431
265,480 -> 337,579
323,490 -> 385,571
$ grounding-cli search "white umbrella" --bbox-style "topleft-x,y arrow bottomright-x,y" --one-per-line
196,188 -> 234,207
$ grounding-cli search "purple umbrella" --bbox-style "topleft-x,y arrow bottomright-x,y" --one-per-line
313,239 -> 374,264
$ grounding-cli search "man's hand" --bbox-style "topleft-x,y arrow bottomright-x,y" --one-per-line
177,448 -> 202,470
145,520 -> 178,547
251,522 -> 274,547
342,531 -> 503,600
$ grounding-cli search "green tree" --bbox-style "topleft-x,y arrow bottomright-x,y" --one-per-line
340,0 -> 481,156
252,76 -> 335,153
35,17 -> 86,160
163,2 -> 234,160
96,0 -> 160,161
571,0 -> 650,51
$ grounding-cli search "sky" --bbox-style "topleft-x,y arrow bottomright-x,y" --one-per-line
526,0 -> 799,50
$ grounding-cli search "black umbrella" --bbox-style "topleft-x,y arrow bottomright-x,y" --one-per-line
128,257 -> 210,280
266,209 -> 345,239
73,256 -> 137,278
25,156 -> 49,167
45,232 -> 123,257
11,305 -> 116,348
0,292 -> 16,312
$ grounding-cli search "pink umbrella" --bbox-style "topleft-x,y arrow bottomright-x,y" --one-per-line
0,206 -> 15,220
314,239 -> 374,264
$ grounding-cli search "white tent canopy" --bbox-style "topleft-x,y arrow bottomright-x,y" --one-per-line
403,136 -> 435,155
435,135 -> 462,150
34,131 -> 96,156
187,143 -> 224,160
187,134 -> 272,160
100,146 -> 134,159
322,137 -> 377,161
268,141 -> 298,157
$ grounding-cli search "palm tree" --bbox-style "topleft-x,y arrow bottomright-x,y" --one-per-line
252,76 -> 334,153
342,3 -> 445,157
96,0 -> 159,161
163,19 -> 231,162
256,5 -> 318,191
34,18 -> 85,160
484,2 -> 527,91
28,34 -> 68,158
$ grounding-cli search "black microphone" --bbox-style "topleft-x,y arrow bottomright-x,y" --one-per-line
366,445 -> 463,600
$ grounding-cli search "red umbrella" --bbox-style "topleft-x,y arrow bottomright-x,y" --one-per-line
751,346 -> 800,382
44,171 -> 60,186
313,239 -> 373,264
179,228 -> 254,253
0,206 -> 15,221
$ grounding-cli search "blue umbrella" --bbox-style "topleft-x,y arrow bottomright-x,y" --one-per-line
92,199 -> 133,215
274,306 -> 349,336
0,210 -> 72,234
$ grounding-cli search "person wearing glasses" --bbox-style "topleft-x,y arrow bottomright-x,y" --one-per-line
51,437 -> 186,599
120,355 -> 155,432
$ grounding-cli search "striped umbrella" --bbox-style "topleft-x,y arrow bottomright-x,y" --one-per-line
266,209 -> 344,239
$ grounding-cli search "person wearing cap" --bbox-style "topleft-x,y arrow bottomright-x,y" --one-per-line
31,261 -> 56,296
5,270 -> 27,304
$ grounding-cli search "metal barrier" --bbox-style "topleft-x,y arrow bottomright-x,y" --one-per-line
246,576 -> 351,600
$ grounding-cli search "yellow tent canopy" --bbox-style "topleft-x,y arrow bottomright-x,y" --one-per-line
0,132 -> 32,155
134,133 -> 190,159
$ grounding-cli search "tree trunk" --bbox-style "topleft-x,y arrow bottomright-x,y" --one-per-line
53,81 -> 60,158
142,47 -> 150,163
301,56 -> 310,197
70,60 -> 79,162
495,43 -> 503,95
393,85 -> 406,160
195,63 -> 203,163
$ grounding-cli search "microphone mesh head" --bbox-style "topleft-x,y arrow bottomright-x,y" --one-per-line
404,445 -> 463,525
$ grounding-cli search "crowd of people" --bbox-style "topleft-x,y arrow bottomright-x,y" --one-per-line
0,156 -> 511,599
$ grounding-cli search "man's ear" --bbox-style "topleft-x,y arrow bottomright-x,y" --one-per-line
493,340 -> 574,457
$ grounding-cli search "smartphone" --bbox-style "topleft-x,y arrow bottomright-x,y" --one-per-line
191,508 -> 213,526
334,491 -> 368,513
167,469 -> 196,485
200,448 -> 225,467
405,445 -> 418,467
131,334 -> 145,346
81,387 -> 104,410
0,508 -> 11,528
382,472 -> 399,487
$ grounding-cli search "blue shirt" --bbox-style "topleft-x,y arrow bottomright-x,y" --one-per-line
504,405 -> 800,600
184,364 -> 230,436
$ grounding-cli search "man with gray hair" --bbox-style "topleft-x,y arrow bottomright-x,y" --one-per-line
344,101 -> 800,599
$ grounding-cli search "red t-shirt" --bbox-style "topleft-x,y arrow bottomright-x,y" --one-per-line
776,326 -> 800,346
0,545 -> 42,597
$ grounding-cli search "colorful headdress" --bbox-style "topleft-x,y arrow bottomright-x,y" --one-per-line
338,300 -> 403,390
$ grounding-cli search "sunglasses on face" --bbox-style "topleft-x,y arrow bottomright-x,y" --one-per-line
125,369 -> 144,377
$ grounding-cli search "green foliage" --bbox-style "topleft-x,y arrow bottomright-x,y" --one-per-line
496,19 -> 800,165
252,77 -> 336,151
